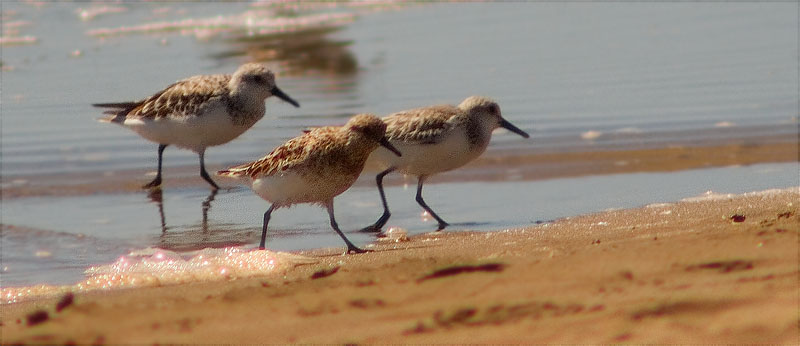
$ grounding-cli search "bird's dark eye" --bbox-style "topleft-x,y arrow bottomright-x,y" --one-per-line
253,75 -> 265,84
489,105 -> 500,115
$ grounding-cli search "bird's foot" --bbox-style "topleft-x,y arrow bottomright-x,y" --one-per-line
347,246 -> 372,254
143,177 -> 162,189
358,224 -> 384,233
358,215 -> 389,233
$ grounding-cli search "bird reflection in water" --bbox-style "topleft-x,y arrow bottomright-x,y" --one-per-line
214,27 -> 358,77
147,188 -> 217,234
145,189 -> 250,251
147,188 -> 168,233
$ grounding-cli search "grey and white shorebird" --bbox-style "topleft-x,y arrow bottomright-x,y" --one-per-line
217,113 -> 402,253
361,96 -> 529,232
94,63 -> 300,190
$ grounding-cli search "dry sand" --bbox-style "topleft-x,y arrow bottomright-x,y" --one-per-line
2,187 -> 797,344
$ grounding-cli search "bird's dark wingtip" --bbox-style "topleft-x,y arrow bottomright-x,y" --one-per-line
92,102 -> 139,109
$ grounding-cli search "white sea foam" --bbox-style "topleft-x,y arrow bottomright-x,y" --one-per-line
680,187 -> 799,203
89,12 -> 354,39
76,5 -> 127,21
714,121 -> 736,128
377,227 -> 409,242
0,35 -> 37,46
82,247 -> 317,286
581,130 -> 602,140
680,190 -> 735,202
2,247 -> 317,304
615,127 -> 643,134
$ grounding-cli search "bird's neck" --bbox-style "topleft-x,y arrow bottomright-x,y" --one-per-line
465,116 -> 493,151
227,90 -> 266,126
345,135 -> 378,164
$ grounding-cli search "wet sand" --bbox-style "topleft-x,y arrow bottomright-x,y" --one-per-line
2,135 -> 796,199
2,187 -> 797,344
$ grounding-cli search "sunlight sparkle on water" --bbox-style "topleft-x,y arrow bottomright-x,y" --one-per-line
421,211 -> 431,222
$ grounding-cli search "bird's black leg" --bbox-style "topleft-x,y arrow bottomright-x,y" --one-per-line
415,176 -> 449,231
198,149 -> 220,190
326,202 -> 368,254
143,144 -> 168,189
259,204 -> 276,250
359,167 -> 396,233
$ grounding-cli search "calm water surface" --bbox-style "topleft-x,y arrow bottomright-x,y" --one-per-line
1,2 -> 798,287
2,2 -> 797,175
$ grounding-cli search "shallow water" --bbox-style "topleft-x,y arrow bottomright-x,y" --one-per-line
2,162 -> 797,287
2,2 -> 797,176
1,2 -> 798,288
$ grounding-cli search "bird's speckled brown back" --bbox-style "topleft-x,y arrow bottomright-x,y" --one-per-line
100,75 -> 230,121
383,105 -> 465,144
219,114 -> 386,180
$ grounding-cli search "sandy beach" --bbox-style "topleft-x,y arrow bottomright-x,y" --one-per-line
2,2 -> 798,344
2,187 -> 797,344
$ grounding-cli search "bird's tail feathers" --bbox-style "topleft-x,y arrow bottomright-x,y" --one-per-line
96,114 -> 125,124
93,102 -> 140,109
93,102 -> 139,123
216,164 -> 251,178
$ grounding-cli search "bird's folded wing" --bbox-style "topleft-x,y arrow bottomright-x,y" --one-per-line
92,75 -> 229,120
218,128 -> 338,178
383,105 -> 461,145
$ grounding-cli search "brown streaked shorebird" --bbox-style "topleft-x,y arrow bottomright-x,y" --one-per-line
361,96 -> 530,232
94,63 -> 300,190
217,113 -> 401,253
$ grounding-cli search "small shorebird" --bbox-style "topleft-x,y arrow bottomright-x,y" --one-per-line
361,96 -> 529,232
217,113 -> 401,253
94,63 -> 300,190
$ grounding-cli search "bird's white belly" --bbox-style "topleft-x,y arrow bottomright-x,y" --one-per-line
123,106 -> 252,152
251,170 -> 356,206
366,129 -> 487,176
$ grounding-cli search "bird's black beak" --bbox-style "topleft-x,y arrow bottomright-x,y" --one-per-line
379,137 -> 402,157
271,86 -> 300,108
499,118 -> 529,138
